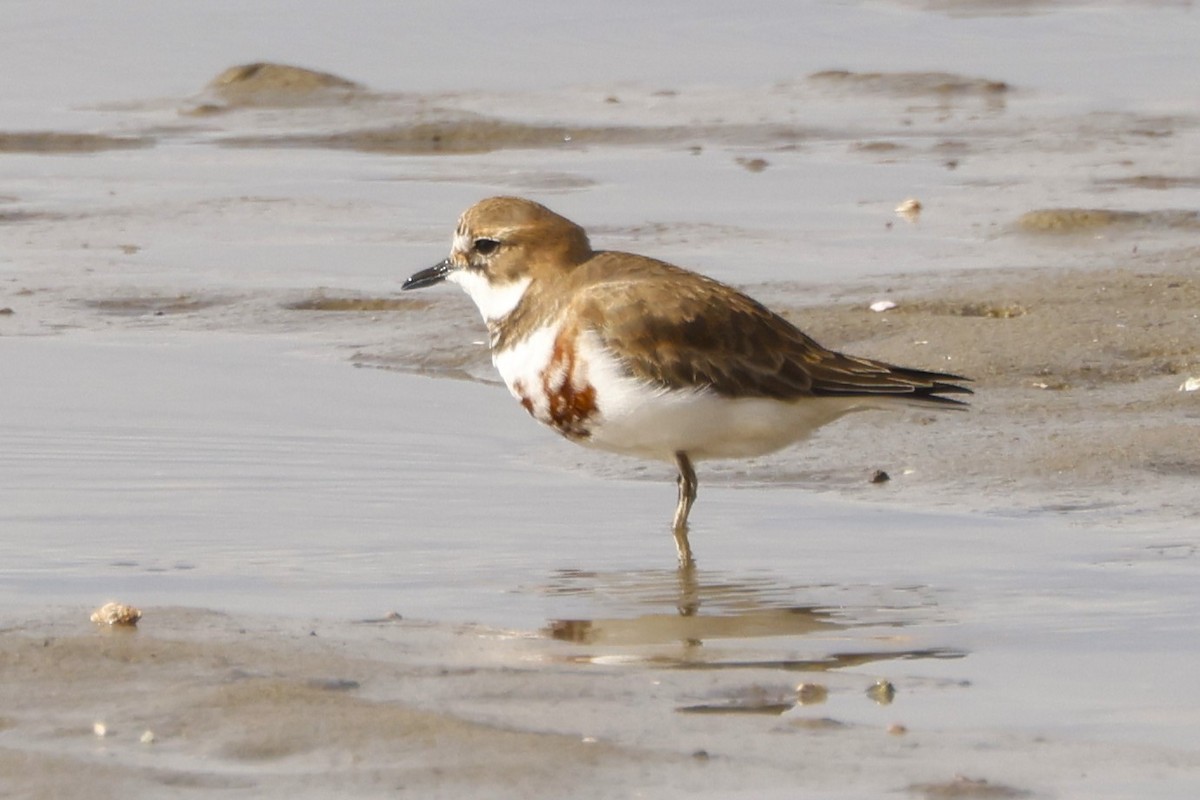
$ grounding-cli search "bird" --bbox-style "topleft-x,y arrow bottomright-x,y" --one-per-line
402,196 -> 971,566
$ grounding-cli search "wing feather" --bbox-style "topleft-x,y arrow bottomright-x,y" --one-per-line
567,253 -> 971,405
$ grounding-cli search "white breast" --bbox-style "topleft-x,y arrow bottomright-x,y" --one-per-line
493,321 -> 564,424
498,326 -> 877,462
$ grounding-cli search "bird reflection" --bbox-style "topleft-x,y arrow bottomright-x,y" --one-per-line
539,566 -> 966,715
543,567 -> 844,647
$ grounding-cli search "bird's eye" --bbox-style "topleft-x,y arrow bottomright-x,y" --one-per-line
473,238 -> 500,255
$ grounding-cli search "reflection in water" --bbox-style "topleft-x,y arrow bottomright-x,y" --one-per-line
539,566 -> 965,673
539,567 -> 967,718
544,565 -> 846,644
547,603 -> 839,647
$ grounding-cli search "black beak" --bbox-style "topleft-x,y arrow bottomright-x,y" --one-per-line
402,259 -> 451,291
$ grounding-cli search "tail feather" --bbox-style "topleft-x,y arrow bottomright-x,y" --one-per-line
811,363 -> 973,406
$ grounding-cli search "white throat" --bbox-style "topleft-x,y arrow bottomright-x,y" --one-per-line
447,269 -> 531,324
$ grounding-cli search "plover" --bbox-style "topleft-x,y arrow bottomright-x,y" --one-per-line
403,197 -> 970,566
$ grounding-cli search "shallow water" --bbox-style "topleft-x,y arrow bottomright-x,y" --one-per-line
3,2 -> 1200,797
3,334 -> 1198,792
0,334 -> 1039,626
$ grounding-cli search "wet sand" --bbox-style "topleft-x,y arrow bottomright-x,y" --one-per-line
0,610 -> 971,799
5,486 -> 1200,800
4,221 -> 1199,800
3,2 -> 1200,797
760,257 -> 1200,519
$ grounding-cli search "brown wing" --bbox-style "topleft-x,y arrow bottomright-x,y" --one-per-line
569,253 -> 971,405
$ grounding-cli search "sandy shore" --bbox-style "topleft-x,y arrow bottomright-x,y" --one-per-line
4,601 -> 1196,800
755,254 -> 1200,521
3,253 -> 1198,799
3,7 -> 1200,795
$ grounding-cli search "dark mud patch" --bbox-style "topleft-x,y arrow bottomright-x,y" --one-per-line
851,140 -> 907,155
735,156 -> 770,172
1014,208 -> 1200,234
1095,175 -> 1200,191
1,209 -> 68,224
284,294 -> 433,312
220,119 -> 702,155
677,701 -> 794,716
1,196 -> 68,224
900,0 -> 1089,16
1144,457 -> 1200,478
219,113 -> 809,155
83,294 -> 230,317
0,131 -> 154,154
807,70 -> 1010,97
906,776 -> 1031,799
388,169 -> 597,192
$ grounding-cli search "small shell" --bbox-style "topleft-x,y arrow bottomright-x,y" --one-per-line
140,730 -> 156,745
90,602 -> 142,627
795,683 -> 829,705
895,198 -> 922,222
869,299 -> 897,313
1179,376 -> 1200,392
93,721 -> 108,737
867,680 -> 897,705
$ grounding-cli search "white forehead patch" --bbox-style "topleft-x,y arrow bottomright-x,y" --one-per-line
452,230 -> 472,255
447,270 -> 531,324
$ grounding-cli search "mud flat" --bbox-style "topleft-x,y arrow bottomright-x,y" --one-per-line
1,585 -> 1196,800
2,3 -> 1200,797
2,260 -> 1199,797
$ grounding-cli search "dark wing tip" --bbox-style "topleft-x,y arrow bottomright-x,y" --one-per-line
913,380 -> 973,406
908,369 -> 973,405
810,363 -> 974,406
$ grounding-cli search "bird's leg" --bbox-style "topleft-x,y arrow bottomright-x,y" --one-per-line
675,556 -> 700,617
672,451 -> 698,568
